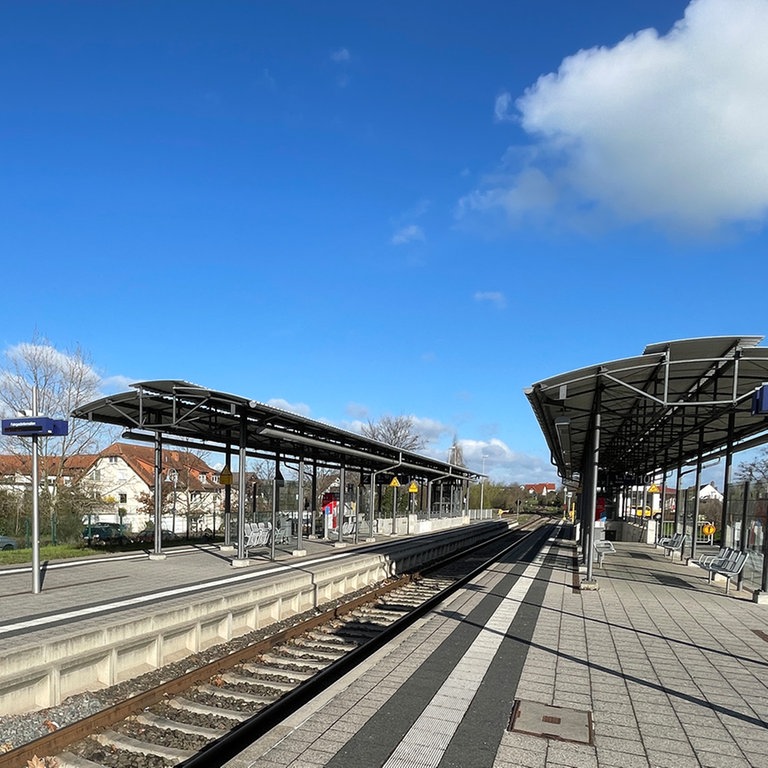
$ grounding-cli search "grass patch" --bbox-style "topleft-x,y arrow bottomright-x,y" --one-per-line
0,538 -> 212,566
0,543 -> 108,566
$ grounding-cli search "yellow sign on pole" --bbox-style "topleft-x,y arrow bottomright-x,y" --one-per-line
220,465 -> 233,486
408,482 -> 418,493
389,477 -> 400,488
648,484 -> 660,493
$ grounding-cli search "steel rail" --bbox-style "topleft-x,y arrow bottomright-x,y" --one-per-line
179,521 -> 553,768
0,517 -> 546,768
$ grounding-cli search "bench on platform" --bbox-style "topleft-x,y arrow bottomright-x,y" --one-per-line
594,539 -> 615,567
695,547 -> 749,595
244,523 -> 270,551
660,532 -> 687,559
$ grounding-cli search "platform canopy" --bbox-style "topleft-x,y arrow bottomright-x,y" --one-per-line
72,380 -> 477,483
525,336 -> 768,484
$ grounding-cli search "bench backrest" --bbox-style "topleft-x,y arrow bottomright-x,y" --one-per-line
726,551 -> 749,574
709,548 -> 749,575
665,532 -> 686,549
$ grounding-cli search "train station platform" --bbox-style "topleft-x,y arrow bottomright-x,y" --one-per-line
0,523 -> 509,716
227,529 -> 768,768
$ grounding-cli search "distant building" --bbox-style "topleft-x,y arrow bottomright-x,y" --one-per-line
0,453 -> 91,494
80,443 -> 223,535
0,443 -> 223,536
698,481 -> 723,503
523,483 -> 557,497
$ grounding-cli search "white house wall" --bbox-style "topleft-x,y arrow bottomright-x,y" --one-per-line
84,456 -> 151,533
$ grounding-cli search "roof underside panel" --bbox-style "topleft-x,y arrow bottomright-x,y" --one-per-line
526,336 -> 768,482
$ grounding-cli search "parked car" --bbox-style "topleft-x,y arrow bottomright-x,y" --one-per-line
0,535 -> 17,551
82,524 -> 132,545
135,528 -> 179,544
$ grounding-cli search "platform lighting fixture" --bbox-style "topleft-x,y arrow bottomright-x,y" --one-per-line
555,417 -> 572,469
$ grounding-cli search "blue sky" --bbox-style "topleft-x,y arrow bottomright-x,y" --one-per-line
2,0 -> 767,484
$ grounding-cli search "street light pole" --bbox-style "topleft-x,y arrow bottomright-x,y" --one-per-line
480,454 -> 488,518
168,468 -> 178,535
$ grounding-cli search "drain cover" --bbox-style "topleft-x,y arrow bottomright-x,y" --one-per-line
508,699 -> 594,745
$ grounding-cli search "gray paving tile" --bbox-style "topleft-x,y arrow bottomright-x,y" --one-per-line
696,750 -> 754,768
594,723 -> 642,743
595,747 -> 652,768
544,742 -> 598,768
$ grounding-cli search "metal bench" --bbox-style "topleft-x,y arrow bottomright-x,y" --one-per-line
699,547 -> 749,595
692,547 -> 729,571
660,532 -> 687,559
244,524 -> 270,551
594,539 -> 615,567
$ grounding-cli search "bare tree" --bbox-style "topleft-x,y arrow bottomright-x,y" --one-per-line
360,415 -> 426,451
0,334 -> 109,462
0,335 -> 113,540
735,449 -> 768,486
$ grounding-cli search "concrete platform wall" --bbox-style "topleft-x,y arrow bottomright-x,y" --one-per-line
0,521 -> 509,714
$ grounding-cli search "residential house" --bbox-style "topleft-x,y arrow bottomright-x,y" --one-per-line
0,453 -> 91,495
81,443 -> 224,536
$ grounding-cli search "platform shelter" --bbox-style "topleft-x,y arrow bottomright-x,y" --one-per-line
72,380 -> 478,565
525,335 -> 768,593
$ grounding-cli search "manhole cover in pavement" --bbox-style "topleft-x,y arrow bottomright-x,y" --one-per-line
508,699 -> 594,745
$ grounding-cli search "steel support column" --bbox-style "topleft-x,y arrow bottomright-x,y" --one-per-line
153,432 -> 164,557
236,416 -> 247,562
720,411 -> 736,547
583,410 -> 601,586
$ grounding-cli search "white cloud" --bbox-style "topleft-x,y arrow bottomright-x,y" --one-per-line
345,402 -> 369,419
100,375 -> 133,394
410,415 -> 452,444
391,224 -> 425,245
464,0 -> 768,233
494,91 -> 514,122
266,398 -> 311,416
330,48 -> 350,62
473,291 -> 507,309
459,438 -> 556,484
340,413 -> 556,484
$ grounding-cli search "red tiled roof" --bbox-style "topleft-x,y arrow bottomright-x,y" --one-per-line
523,483 -> 557,495
0,453 -> 96,479
97,443 -> 221,491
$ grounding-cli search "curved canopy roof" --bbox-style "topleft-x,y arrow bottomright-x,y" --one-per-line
72,380 -> 477,483
525,336 -> 768,483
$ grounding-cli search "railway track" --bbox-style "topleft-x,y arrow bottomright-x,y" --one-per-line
3,517 -> 551,768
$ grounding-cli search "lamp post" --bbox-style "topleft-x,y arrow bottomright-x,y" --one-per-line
168,468 -> 178,535
480,454 -> 488,518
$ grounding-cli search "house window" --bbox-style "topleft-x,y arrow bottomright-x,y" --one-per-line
119,493 -> 127,504
93,469 -> 101,482
108,457 -> 118,464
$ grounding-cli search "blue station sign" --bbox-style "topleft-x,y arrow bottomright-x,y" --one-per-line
1,417 -> 69,436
